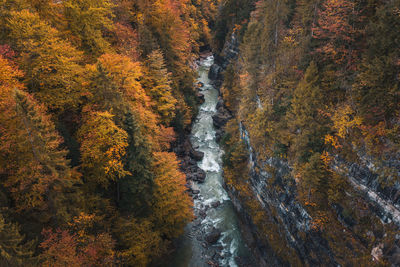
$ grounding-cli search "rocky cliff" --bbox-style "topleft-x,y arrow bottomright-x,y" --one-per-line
212,35 -> 400,266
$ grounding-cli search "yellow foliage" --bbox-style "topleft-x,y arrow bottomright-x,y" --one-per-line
78,111 -> 130,187
331,104 -> 363,139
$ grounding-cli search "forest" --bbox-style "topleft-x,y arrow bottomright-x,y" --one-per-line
0,0 -> 399,266
0,0 -> 220,265
217,0 -> 400,265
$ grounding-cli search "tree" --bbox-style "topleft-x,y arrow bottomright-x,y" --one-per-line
118,111 -> 154,216
312,0 -> 359,69
353,0 -> 400,126
298,152 -> 330,207
142,49 -> 177,125
0,84 -> 80,224
5,10 -> 85,113
91,54 -> 167,149
40,213 -> 116,266
63,0 -> 114,56
114,217 -> 163,266
77,110 -> 129,188
288,61 -> 327,162
0,212 -> 34,266
151,152 -> 193,239
40,229 -> 83,267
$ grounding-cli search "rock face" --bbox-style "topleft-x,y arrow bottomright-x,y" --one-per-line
212,107 -> 231,128
226,122 -> 400,266
213,32 -> 400,266
209,33 -> 239,90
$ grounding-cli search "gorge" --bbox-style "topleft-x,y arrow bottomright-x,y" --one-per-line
0,0 -> 399,266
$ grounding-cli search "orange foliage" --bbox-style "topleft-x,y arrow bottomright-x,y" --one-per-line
151,152 -> 193,238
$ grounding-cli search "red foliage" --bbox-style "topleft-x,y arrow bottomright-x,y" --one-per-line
40,228 -> 116,266
0,44 -> 16,60
312,0 -> 360,70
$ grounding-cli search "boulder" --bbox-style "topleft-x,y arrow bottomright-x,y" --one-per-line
190,149 -> 204,161
211,201 -> 221,208
215,129 -> 223,143
205,228 -> 221,244
193,169 -> 206,183
212,110 -> 231,129
216,98 -> 224,110
371,243 -> 384,262
197,92 -> 205,104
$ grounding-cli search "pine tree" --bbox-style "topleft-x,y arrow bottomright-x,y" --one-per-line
298,152 -> 330,206
0,212 -> 34,266
0,80 -> 80,227
288,61 -> 327,162
118,111 -> 154,216
353,0 -> 400,126
143,49 -> 177,125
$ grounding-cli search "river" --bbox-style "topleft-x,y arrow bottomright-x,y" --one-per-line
169,56 -> 250,267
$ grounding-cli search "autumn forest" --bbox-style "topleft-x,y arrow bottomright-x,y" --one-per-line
0,0 -> 399,266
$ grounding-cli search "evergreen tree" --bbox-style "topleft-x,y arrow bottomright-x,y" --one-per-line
0,88 -> 80,226
288,61 -> 327,162
119,111 -> 154,216
298,152 -> 330,206
143,49 -> 177,125
0,212 -> 34,266
353,0 -> 400,126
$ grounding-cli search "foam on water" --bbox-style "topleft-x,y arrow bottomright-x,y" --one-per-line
183,55 -> 250,267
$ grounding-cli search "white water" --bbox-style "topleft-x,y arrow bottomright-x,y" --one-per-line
168,56 -> 250,267
190,56 -> 248,266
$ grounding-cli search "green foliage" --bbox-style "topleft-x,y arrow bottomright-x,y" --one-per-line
214,0 -> 400,264
353,0 -> 400,125
0,212 -> 35,266
0,0 -> 215,263
213,0 -> 256,51
0,89 -> 80,225
119,111 -> 154,216
288,61 -> 328,162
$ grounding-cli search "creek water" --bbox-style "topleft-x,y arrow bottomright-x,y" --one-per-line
169,56 -> 250,267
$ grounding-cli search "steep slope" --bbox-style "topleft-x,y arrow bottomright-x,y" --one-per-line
212,0 -> 400,265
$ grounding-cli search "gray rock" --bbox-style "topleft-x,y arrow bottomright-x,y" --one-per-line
205,228 -> 221,244
212,110 -> 231,128
193,169 -> 206,183
197,92 -> 205,104
192,189 -> 200,195
191,149 -> 204,161
208,64 -> 222,80
211,201 -> 221,208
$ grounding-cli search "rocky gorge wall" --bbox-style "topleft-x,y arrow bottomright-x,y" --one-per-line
211,34 -> 400,266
